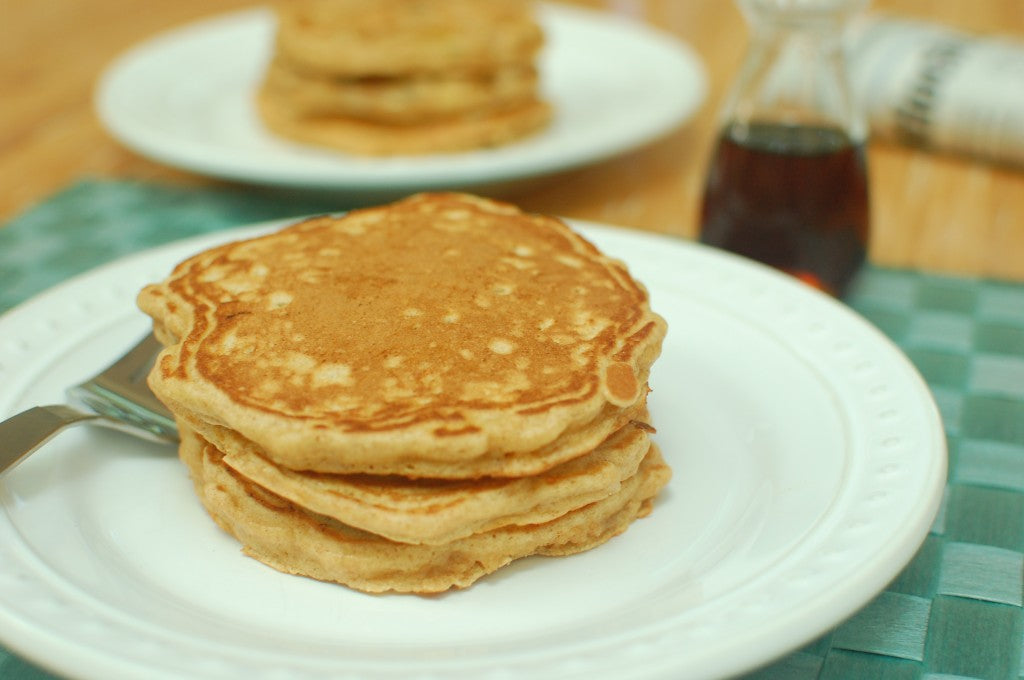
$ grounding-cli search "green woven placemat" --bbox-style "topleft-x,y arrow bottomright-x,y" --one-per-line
753,269 -> 1024,680
1,180 -> 1022,679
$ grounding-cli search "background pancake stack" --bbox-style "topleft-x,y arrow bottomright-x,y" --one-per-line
256,0 -> 553,155
138,193 -> 670,593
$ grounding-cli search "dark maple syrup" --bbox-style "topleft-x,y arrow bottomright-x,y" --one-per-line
699,121 -> 870,296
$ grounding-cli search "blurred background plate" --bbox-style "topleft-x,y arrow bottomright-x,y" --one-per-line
94,4 -> 707,200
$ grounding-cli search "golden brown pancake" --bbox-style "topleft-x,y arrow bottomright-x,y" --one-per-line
256,0 -> 551,154
256,92 -> 551,155
272,0 -> 544,78
260,58 -> 541,124
217,413 -> 653,545
138,193 -> 667,478
141,194 -> 671,594
179,425 -> 671,594
170,382 -> 650,479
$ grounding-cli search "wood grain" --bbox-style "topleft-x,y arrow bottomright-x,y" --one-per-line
2,0 -> 1022,280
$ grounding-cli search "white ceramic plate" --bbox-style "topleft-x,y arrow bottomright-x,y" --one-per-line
0,221 -> 945,680
95,5 -> 706,196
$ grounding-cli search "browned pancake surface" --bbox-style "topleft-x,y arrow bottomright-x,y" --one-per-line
273,0 -> 544,78
257,0 -> 550,154
260,59 -> 541,124
179,425 -> 671,594
218,414 -> 653,544
139,194 -> 666,474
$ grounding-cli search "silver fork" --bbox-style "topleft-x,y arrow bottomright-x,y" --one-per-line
0,333 -> 178,475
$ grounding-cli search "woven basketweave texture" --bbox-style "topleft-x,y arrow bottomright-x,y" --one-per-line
1,181 -> 1022,679
751,270 -> 1024,679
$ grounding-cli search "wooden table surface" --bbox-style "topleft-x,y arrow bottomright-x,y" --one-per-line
2,0 -> 1023,281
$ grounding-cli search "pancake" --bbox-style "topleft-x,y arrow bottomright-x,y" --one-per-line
143,194 -> 673,593
138,193 -> 667,478
256,92 -> 551,155
259,58 -> 541,124
179,425 -> 671,594
217,413 -> 653,545
167,376 -> 650,479
257,0 -> 551,154
272,0 -> 544,78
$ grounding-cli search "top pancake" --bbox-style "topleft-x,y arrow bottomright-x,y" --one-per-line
273,0 -> 544,78
138,193 -> 666,476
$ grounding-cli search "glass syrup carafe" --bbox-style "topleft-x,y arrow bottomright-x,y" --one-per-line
699,0 -> 870,297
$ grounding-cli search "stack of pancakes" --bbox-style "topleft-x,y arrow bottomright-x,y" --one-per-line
256,0 -> 552,155
138,193 -> 670,594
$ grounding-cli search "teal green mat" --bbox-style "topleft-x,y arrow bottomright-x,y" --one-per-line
1,180 -> 1022,679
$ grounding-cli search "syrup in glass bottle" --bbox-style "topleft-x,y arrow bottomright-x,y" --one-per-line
700,0 -> 870,297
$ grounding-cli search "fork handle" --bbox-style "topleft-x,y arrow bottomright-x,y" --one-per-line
0,405 -> 99,475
